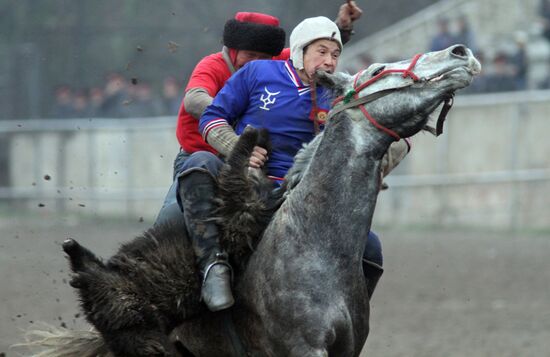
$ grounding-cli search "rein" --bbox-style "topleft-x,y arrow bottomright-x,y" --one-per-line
329,54 -> 424,141
435,94 -> 454,136
309,79 -> 322,135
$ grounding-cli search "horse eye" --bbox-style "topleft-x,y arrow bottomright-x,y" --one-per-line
372,66 -> 385,77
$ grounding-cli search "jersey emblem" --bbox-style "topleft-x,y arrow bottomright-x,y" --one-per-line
259,87 -> 281,111
316,112 -> 328,125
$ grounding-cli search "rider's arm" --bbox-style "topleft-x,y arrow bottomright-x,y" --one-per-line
183,54 -> 228,119
183,88 -> 213,119
199,65 -> 252,157
203,125 -> 239,157
334,1 -> 363,44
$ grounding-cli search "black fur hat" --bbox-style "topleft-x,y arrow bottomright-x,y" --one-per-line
223,12 -> 286,56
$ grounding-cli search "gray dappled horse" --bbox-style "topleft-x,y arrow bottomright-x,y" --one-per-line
24,45 -> 480,357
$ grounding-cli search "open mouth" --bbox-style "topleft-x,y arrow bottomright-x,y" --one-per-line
427,66 -> 475,83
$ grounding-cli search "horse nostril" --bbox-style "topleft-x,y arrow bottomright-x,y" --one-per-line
451,45 -> 468,58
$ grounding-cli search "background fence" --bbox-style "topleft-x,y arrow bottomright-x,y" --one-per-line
1,90 -> 549,231
0,117 -> 177,220
375,90 -> 550,231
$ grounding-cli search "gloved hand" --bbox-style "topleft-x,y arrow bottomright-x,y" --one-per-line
380,138 -> 411,190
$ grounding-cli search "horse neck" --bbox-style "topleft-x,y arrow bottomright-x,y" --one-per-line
284,113 -> 395,259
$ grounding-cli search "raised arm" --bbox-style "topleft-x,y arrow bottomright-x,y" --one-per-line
334,0 -> 363,44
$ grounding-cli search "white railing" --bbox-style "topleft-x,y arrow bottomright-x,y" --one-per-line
375,89 -> 550,230
387,168 -> 550,187
0,116 -> 178,218
1,91 -> 549,229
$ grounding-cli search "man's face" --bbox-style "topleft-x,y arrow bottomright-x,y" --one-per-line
302,39 -> 341,78
234,50 -> 272,69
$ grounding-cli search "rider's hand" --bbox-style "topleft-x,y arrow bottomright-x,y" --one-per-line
249,146 -> 268,168
335,1 -> 363,30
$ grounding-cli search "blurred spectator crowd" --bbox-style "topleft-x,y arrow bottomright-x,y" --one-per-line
50,74 -> 182,119
357,7 -> 550,95
425,1 -> 550,94
51,0 -> 550,120
428,15 -> 528,94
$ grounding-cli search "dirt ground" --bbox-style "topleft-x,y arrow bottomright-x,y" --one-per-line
2,213 -> 549,357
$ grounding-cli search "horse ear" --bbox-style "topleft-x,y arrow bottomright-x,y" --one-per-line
315,71 -> 352,97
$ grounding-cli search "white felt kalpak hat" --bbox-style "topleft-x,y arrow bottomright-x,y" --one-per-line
290,16 -> 343,70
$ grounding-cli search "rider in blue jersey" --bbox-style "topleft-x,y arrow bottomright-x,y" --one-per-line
200,58 -> 332,180
188,17 -> 345,312
161,16 -> 410,312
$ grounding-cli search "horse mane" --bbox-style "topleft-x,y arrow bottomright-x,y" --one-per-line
282,132 -> 324,195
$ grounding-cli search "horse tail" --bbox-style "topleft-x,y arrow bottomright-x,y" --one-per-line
12,323 -> 112,357
216,127 -> 281,263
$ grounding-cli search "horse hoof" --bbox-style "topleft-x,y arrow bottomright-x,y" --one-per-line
242,125 -> 258,135
256,128 -> 271,150
62,238 -> 79,254
69,275 -> 87,289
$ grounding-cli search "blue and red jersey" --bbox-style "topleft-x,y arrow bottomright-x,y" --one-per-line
199,60 -> 332,179
176,48 -> 291,154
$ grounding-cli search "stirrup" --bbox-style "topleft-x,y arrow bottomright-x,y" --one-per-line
202,252 -> 234,286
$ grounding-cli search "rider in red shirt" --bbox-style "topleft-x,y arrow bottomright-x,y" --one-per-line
177,12 -> 287,155
176,5 -> 361,159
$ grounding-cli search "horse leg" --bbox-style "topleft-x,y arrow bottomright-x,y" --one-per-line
63,239 -> 178,356
72,266 -> 180,356
216,126 -> 280,263
63,238 -> 105,277
223,126 -> 260,170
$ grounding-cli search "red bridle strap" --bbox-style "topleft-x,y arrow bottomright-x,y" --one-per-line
358,104 -> 401,140
331,53 -> 423,141
352,54 -> 422,95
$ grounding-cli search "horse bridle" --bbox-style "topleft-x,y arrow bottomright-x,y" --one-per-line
328,53 -> 454,140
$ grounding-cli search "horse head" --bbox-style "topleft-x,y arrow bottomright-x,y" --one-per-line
317,44 -> 481,139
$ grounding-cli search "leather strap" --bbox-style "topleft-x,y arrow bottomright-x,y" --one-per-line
327,88 -> 396,120
436,95 -> 454,136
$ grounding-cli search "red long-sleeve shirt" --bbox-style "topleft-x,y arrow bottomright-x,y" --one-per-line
176,48 -> 290,154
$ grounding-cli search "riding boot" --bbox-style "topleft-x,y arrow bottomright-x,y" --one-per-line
179,171 -> 235,311
362,258 -> 384,300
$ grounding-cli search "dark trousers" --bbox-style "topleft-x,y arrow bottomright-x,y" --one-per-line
155,150 -> 223,226
154,150 -> 383,267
